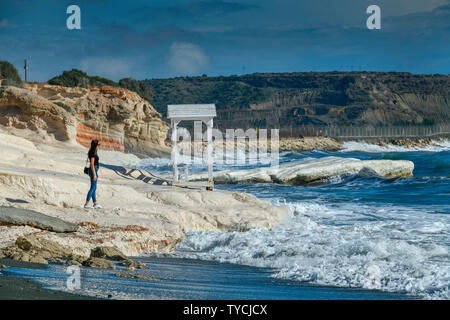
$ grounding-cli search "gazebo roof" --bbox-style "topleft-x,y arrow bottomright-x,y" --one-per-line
167,104 -> 216,120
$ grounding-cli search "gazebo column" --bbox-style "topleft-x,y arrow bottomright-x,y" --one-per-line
206,118 -> 214,190
168,104 -> 216,190
171,119 -> 179,185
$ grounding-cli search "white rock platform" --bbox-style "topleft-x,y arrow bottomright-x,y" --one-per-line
189,156 -> 414,185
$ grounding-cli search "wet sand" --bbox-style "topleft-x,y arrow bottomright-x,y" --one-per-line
5,256 -> 417,300
0,258 -> 94,300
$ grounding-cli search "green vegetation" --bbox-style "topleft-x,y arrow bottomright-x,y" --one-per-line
145,75 -> 270,116
141,72 -> 449,130
422,118 -> 436,126
47,70 -> 153,102
393,118 -> 436,126
35,69 -> 450,133
54,101 -> 72,113
119,78 -> 152,102
143,72 -> 367,117
48,69 -> 118,88
0,61 -> 23,87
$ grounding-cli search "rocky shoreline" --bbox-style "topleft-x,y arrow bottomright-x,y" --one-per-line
368,137 -> 449,149
279,136 -> 449,152
279,137 -> 342,152
0,126 -> 290,273
175,136 -> 448,156
0,235 -> 148,271
0,81 -> 445,295
189,156 -> 414,185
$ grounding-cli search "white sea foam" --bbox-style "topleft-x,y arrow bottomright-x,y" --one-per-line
341,140 -> 450,153
135,147 -> 449,299
173,200 -> 450,299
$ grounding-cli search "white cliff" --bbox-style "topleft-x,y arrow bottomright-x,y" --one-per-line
0,128 -> 290,257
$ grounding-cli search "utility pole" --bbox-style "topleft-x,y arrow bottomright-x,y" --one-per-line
24,59 -> 28,82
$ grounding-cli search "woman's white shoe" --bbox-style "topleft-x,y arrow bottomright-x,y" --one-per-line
84,204 -> 94,209
93,204 -> 102,209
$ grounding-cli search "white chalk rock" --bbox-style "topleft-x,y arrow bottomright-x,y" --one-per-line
190,156 -> 414,185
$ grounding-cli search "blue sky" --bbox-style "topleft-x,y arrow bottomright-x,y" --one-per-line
0,0 -> 449,82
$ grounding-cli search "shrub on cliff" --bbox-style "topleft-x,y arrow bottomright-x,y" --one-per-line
0,61 -> 23,87
54,101 -> 72,113
119,78 -> 152,102
47,70 -> 152,103
48,69 -> 118,88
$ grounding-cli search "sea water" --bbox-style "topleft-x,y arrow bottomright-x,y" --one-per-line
139,141 -> 450,300
3,256 -> 415,299
5,141 -> 448,299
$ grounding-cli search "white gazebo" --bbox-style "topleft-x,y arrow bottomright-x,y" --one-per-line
167,104 -> 217,190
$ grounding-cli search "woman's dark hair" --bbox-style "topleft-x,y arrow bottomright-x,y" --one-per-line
88,139 -> 100,156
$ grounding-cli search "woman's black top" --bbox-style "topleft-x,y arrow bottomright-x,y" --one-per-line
88,150 -> 99,167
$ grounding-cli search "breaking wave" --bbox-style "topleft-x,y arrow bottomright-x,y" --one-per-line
341,140 -> 450,153
173,200 -> 450,299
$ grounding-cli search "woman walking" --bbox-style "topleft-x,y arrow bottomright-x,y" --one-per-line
84,140 -> 102,209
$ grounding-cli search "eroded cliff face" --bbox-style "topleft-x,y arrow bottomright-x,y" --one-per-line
0,86 -> 76,142
0,83 -> 169,156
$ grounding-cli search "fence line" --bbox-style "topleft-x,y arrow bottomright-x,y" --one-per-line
166,123 -> 450,140
278,124 -> 450,138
